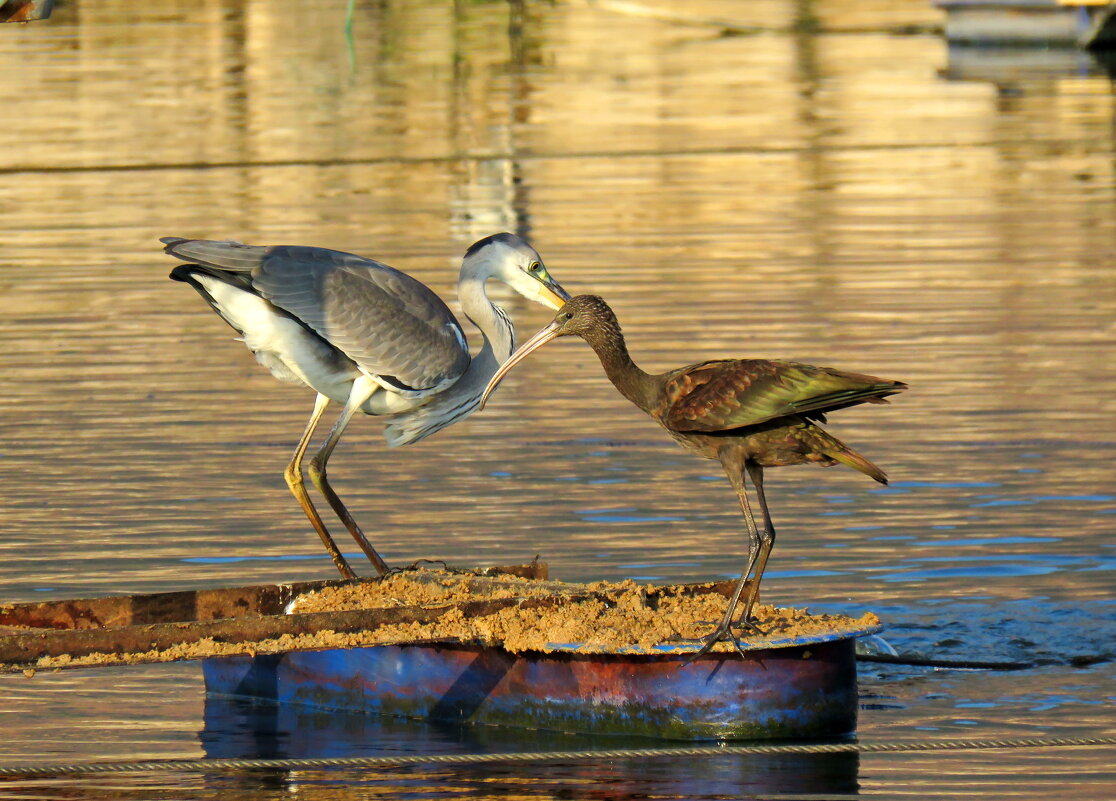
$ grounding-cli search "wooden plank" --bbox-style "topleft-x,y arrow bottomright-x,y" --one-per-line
0,562 -> 549,630
0,593 -> 579,671
0,564 -> 746,672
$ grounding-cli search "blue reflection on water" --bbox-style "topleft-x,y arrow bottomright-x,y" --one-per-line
757,568 -> 845,579
922,536 -> 1061,546
896,554 -> 1091,565
1035,494 -> 1115,502
890,481 -> 1002,489
618,563 -> 700,569
876,563 -> 1058,581
581,514 -> 684,523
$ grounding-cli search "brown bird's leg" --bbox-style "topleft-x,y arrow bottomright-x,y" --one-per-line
284,393 -> 356,579
308,376 -> 391,576
686,454 -> 763,663
737,462 -> 776,626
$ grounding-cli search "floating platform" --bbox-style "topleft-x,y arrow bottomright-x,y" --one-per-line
0,563 -> 879,741
203,624 -> 875,741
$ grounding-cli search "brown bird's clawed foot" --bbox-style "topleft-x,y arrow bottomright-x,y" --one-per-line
737,615 -> 767,637
679,623 -> 743,666
679,612 -> 768,667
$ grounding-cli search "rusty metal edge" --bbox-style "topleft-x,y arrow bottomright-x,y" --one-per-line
543,623 -> 884,654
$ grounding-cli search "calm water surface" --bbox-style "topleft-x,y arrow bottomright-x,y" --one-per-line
0,0 -> 1114,798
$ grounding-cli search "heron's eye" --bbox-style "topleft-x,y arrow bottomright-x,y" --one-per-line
563,312 -> 573,320
528,261 -> 541,273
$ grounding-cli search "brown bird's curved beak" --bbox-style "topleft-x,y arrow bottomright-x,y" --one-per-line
479,319 -> 564,410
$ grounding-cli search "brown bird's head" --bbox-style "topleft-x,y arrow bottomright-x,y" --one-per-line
479,295 -> 620,409
544,294 -> 620,339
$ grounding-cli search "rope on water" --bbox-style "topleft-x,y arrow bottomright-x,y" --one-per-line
0,735 -> 1112,777
856,654 -> 1035,670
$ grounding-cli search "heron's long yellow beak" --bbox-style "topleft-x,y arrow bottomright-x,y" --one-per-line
537,281 -> 572,311
479,320 -> 564,410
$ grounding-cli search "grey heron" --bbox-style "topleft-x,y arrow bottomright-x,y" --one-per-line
164,233 -> 571,579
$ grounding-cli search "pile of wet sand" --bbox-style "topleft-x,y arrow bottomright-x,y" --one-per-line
21,570 -> 878,671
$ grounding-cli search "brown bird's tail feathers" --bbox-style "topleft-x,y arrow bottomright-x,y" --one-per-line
829,446 -> 889,485
802,423 -> 890,484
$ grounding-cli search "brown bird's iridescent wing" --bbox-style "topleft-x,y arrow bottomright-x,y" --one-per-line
658,359 -> 906,432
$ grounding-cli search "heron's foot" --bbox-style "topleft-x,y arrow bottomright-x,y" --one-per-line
385,560 -> 494,581
375,560 -> 439,581
397,559 -> 481,576
735,613 -> 767,637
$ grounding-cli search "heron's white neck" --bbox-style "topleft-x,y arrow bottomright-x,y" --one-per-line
457,272 -> 515,365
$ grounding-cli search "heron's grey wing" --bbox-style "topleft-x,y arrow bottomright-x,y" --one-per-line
250,246 -> 470,392
161,238 -> 269,273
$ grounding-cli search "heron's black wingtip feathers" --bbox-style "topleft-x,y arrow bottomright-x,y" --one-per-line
162,235 -> 197,282
168,264 -> 193,283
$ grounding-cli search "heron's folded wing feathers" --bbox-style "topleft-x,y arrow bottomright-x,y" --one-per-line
250,246 -> 470,392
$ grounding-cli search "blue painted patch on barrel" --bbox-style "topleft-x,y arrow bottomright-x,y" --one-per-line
202,625 -> 876,740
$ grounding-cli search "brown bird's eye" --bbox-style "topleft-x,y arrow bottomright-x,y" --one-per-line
563,312 -> 573,320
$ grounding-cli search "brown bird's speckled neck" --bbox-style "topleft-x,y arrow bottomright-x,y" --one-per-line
564,297 -> 664,414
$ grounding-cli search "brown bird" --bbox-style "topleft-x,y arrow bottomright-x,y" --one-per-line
480,295 -> 906,658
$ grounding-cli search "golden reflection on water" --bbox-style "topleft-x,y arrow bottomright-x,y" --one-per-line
0,0 -> 1114,792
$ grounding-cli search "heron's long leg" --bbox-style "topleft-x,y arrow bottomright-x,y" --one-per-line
309,376 -> 391,576
737,462 -> 776,625
686,454 -> 763,663
283,394 -> 356,579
